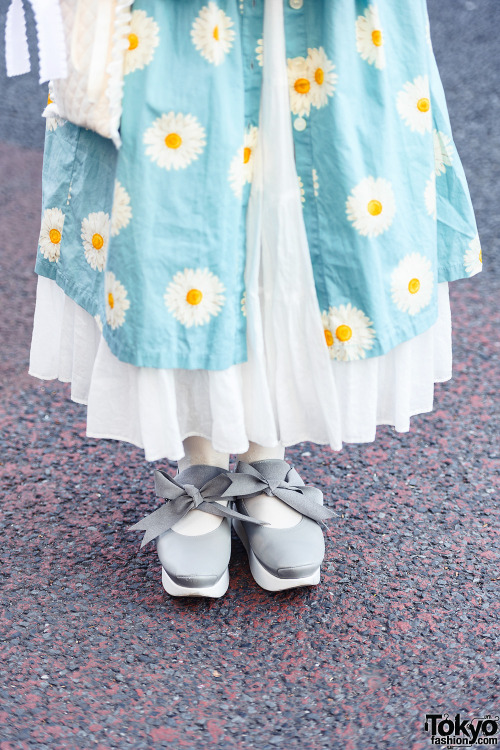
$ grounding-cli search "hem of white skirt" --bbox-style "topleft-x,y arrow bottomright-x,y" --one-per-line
29,366 -> 453,462
84,400 -> 447,461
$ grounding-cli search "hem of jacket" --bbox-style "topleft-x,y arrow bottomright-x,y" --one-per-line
33,259 -> 249,372
35,256 -> 98,316
437,261 -> 481,283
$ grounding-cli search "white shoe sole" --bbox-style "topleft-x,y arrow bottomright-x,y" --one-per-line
233,519 -> 321,592
161,566 -> 229,598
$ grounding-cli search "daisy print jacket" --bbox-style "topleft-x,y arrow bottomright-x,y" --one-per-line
35,0 -> 481,370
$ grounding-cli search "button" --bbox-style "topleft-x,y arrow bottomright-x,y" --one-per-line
289,0 -> 304,8
294,117 -> 307,131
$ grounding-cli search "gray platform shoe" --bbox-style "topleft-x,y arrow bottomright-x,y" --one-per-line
227,459 -> 336,592
130,464 -> 264,598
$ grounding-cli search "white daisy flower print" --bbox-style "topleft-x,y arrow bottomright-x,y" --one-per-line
39,208 -> 65,262
191,2 -> 235,66
391,253 -> 434,315
346,176 -> 396,237
287,57 -> 313,117
81,211 -> 110,272
43,87 -> 57,113
463,234 -> 482,276
144,112 -> 206,171
111,181 -> 132,237
307,47 -> 337,109
355,4 -> 386,70
256,38 -> 263,67
105,272 -> 130,329
424,171 -> 437,219
322,305 -> 376,362
241,291 -> 247,317
397,75 -> 432,134
312,168 -> 319,197
42,86 -> 61,121
164,268 -> 226,328
228,126 -> 259,199
433,129 -> 454,176
124,10 -> 159,75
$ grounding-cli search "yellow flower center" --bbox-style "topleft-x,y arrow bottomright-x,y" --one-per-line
367,199 -> 383,216
324,328 -> 334,347
315,68 -> 324,85
128,33 -> 139,51
371,29 -> 383,46
186,288 -> 203,306
479,248 -> 482,263
408,278 -> 420,294
213,25 -> 219,40
336,325 -> 352,342
294,78 -> 311,95
417,97 -> 430,113
243,147 -> 252,164
165,132 -> 182,149
92,233 -> 104,250
108,292 -> 115,309
49,228 -> 61,244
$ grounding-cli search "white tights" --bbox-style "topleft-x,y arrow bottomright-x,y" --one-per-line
177,436 -> 285,472
174,437 -> 300,534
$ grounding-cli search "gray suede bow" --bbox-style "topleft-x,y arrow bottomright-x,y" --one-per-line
130,469 -> 265,548
228,460 -> 337,523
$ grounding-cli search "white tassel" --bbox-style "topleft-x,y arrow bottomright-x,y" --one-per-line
5,0 -> 30,77
29,0 -> 68,82
5,0 -> 68,82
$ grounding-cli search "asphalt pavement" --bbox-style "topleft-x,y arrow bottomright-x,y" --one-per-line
0,1 -> 499,748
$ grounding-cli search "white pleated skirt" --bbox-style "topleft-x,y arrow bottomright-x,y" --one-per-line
28,0 -> 453,463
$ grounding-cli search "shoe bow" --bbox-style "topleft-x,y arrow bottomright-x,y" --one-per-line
130,469 -> 265,548
228,461 -> 337,524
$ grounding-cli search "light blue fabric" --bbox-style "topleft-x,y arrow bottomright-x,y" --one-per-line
35,0 -> 480,369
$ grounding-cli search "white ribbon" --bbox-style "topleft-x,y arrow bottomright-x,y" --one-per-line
5,0 -> 29,77
5,0 -> 67,82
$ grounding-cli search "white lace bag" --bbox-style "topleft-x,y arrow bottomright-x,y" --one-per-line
5,0 -> 132,147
